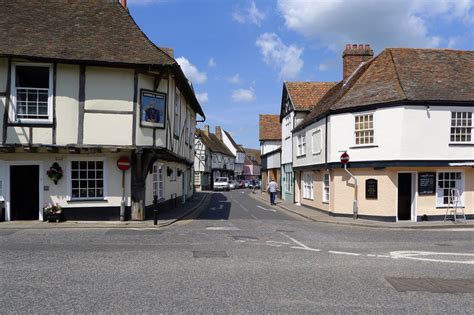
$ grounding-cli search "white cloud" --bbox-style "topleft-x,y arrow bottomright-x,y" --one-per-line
228,74 -> 242,84
255,33 -> 304,79
208,57 -> 216,67
231,88 -> 256,102
176,57 -> 207,84
232,1 -> 266,26
277,0 -> 474,51
196,92 -> 209,104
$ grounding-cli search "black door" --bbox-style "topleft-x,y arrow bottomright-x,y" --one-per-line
10,165 -> 39,220
397,173 -> 412,221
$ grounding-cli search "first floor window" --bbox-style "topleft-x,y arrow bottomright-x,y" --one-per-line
71,160 -> 104,199
285,171 -> 292,192
437,171 -> 463,206
152,163 -> 164,199
450,112 -> 472,143
297,134 -> 306,156
323,173 -> 330,203
303,172 -> 313,199
355,113 -> 374,145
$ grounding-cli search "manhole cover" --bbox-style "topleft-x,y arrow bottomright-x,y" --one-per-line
105,229 -> 163,235
193,250 -> 229,258
385,277 -> 474,293
232,235 -> 258,241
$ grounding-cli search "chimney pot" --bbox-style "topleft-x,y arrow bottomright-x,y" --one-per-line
352,44 -> 358,49
358,44 -> 363,49
345,44 -> 351,49
365,44 -> 370,49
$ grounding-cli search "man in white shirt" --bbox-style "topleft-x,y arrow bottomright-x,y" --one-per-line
267,179 -> 278,205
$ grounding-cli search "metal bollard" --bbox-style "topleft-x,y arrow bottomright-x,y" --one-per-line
153,195 -> 158,226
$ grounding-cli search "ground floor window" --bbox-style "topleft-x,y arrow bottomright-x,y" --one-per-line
436,171 -> 463,206
152,162 -> 164,199
323,173 -> 330,203
70,160 -> 105,200
303,172 -> 313,199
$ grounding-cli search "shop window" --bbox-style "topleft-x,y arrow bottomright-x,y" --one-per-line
436,171 -> 464,207
323,173 -> 330,203
450,112 -> 472,143
354,113 -> 374,145
13,64 -> 52,122
152,163 -> 164,199
70,160 -> 105,200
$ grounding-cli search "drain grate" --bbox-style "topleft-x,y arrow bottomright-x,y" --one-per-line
193,250 -> 229,258
232,235 -> 258,241
385,277 -> 474,293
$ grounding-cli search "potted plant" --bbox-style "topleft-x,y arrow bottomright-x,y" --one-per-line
47,162 -> 63,184
43,203 -> 65,222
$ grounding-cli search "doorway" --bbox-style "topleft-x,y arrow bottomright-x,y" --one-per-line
397,173 -> 413,221
10,165 -> 40,220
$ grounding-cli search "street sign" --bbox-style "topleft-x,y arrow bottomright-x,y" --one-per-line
340,152 -> 350,165
117,156 -> 131,171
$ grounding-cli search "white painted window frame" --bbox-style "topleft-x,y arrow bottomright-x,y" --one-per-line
436,170 -> 464,207
322,172 -> 330,204
303,171 -> 314,200
353,111 -> 375,147
312,129 -> 322,155
152,162 -> 164,199
450,111 -> 473,144
297,133 -> 306,156
11,62 -> 54,124
67,157 -> 108,201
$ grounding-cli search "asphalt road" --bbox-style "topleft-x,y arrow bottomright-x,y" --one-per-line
1,190 -> 473,313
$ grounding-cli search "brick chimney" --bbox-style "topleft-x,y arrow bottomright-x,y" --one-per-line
160,47 -> 174,58
204,125 -> 210,136
120,0 -> 127,8
215,126 -> 222,141
343,44 -> 373,81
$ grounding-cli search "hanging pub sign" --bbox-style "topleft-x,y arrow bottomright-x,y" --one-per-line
418,172 -> 436,195
365,178 -> 378,199
140,89 -> 166,128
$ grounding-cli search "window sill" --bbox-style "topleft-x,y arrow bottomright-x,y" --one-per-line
302,197 -> 314,201
312,151 -> 322,155
67,198 -> 108,203
449,143 -> 474,146
349,145 -> 378,149
296,154 -> 306,158
9,121 -> 53,127
436,206 -> 465,209
322,201 -> 329,204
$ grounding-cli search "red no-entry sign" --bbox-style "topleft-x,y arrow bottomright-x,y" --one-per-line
340,152 -> 350,165
117,156 -> 131,171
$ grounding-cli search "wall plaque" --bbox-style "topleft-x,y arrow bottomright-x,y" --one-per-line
366,178 -> 378,199
418,172 -> 436,195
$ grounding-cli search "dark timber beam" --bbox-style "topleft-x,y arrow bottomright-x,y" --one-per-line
77,65 -> 86,144
2,58 -> 11,144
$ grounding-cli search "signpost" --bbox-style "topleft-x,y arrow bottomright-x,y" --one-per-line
340,151 -> 358,219
117,157 -> 131,221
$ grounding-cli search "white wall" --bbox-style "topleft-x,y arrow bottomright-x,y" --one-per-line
266,150 -> 281,169
281,111 -> 294,164
328,106 -> 474,163
293,117 -> 326,167
261,140 -> 281,155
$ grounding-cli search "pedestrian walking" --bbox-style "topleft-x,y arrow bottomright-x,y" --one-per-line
267,179 -> 278,205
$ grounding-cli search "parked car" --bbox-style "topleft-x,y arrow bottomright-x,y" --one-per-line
213,177 -> 230,191
229,180 -> 238,190
244,180 -> 250,188
239,180 -> 246,189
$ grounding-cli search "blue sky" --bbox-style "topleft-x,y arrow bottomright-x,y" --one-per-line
128,0 -> 474,148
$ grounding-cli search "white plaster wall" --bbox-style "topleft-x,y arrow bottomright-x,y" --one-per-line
84,113 -> 133,145
294,111 -> 307,127
85,67 -> 134,111
293,118 -> 326,167
6,126 -> 28,144
32,128 -> 53,145
261,141 -> 281,155
56,64 -> 80,145
328,106 -> 474,163
281,111 -> 294,164
222,131 -> 237,156
145,161 -> 187,206
266,150 -> 281,169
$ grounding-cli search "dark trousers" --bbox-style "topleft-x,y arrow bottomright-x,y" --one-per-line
269,192 -> 276,205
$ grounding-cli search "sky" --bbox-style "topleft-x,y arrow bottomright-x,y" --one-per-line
128,0 -> 474,148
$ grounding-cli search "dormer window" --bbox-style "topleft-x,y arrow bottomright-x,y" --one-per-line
12,64 -> 53,123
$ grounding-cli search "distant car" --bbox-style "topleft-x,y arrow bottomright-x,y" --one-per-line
244,180 -> 250,188
213,177 -> 230,191
229,180 -> 238,190
239,180 -> 246,188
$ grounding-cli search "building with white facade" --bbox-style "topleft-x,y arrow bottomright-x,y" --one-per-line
279,82 -> 336,202
292,44 -> 474,222
218,127 -> 246,179
259,114 -> 281,195
0,1 -> 204,221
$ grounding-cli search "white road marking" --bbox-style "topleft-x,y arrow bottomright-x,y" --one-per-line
390,251 -> 474,265
328,250 -> 361,256
251,214 -> 258,219
367,254 -> 376,257
280,232 -> 321,251
230,194 -> 249,212
291,246 -> 321,252
376,255 -> 390,258
266,241 -> 291,245
256,205 -> 276,212
206,227 -> 240,231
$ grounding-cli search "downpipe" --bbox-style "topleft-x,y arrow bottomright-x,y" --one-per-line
344,164 -> 358,219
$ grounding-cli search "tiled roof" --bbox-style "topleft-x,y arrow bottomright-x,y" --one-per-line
259,114 -> 281,141
285,82 -> 337,111
243,147 -> 261,165
295,48 -> 474,132
196,129 -> 234,156
223,130 -> 244,152
0,0 -> 204,116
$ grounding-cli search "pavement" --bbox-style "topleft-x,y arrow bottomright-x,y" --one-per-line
250,191 -> 474,229
0,191 -> 211,229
